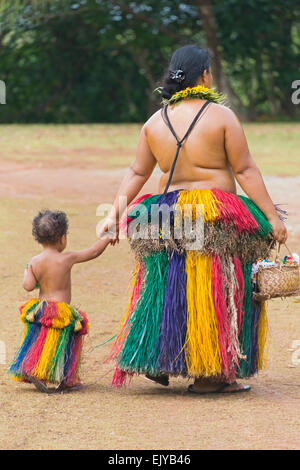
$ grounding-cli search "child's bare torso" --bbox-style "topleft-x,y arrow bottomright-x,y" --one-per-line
31,249 -> 72,304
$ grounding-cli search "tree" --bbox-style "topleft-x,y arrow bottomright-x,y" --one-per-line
0,0 -> 299,123
196,0 -> 250,118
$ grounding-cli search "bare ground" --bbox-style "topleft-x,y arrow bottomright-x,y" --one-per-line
0,157 -> 299,450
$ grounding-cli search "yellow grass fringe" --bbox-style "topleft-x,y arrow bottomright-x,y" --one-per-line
185,251 -> 221,377
175,189 -> 222,224
34,328 -> 61,380
256,300 -> 269,370
52,302 -> 74,329
20,299 -> 40,322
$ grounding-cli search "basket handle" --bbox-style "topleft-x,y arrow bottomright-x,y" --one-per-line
274,242 -> 293,263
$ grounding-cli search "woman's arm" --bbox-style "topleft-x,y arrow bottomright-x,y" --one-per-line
223,108 -> 287,243
99,124 -> 156,236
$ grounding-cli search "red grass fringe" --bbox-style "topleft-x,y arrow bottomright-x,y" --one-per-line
211,254 -> 234,379
212,188 -> 259,233
21,326 -> 48,375
111,367 -> 134,387
233,256 -> 245,331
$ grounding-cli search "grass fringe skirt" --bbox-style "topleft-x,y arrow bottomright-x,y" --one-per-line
9,299 -> 89,386
109,188 -> 276,386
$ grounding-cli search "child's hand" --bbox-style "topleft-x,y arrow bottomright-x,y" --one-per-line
97,216 -> 119,244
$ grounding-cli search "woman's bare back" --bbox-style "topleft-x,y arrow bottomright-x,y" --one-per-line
144,100 -> 237,194
105,92 -> 286,245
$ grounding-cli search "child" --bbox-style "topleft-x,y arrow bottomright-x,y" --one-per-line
9,209 -> 111,393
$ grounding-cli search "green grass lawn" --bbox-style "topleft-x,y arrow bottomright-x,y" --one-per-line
0,123 -> 299,175
245,123 -> 300,176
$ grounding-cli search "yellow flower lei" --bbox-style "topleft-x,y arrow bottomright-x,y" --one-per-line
156,85 -> 227,106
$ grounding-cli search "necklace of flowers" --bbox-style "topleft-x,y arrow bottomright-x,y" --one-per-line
156,85 -> 227,106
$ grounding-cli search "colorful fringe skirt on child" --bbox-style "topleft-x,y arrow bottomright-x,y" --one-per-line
108,188 -> 278,386
9,299 -> 89,386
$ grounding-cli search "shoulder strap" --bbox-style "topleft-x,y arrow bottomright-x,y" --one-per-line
161,100 -> 211,197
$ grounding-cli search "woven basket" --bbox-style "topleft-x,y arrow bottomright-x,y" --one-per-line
253,243 -> 300,301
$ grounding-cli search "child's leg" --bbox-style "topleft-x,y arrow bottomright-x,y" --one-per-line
25,375 -> 53,393
27,375 -> 83,393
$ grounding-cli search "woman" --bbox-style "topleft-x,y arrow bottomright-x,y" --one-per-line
100,45 -> 287,394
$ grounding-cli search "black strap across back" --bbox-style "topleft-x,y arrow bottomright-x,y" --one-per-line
161,100 -> 211,197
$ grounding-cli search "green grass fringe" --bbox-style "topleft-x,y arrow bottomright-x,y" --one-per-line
118,251 -> 169,375
238,263 -> 253,377
237,195 -> 272,238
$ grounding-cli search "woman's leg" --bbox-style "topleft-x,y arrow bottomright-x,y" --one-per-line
145,373 -> 169,386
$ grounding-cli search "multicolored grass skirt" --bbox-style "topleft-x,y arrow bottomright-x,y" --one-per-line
9,299 -> 89,386
109,188 -> 277,386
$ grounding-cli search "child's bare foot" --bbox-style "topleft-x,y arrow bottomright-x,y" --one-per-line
55,382 -> 84,393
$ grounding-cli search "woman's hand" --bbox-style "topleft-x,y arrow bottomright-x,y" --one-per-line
268,215 -> 288,244
97,215 -> 119,245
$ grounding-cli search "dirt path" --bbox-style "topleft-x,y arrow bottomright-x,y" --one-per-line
0,158 -> 299,450
0,158 -> 299,246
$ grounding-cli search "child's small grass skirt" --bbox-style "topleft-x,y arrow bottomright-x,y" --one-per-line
9,299 -> 89,386
108,188 -> 278,386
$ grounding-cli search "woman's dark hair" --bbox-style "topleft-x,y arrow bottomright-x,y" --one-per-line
161,45 -> 212,100
32,209 -> 69,244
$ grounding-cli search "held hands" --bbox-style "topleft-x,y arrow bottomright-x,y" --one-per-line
97,215 -> 120,246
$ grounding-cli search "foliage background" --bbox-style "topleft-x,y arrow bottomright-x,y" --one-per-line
0,0 -> 299,123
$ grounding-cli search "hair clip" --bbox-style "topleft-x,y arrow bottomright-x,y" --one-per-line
169,69 -> 185,83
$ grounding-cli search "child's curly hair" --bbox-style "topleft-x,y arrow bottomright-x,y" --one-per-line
32,210 -> 69,244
